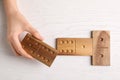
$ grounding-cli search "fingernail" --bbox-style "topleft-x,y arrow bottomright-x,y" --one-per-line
29,56 -> 34,59
36,34 -> 44,40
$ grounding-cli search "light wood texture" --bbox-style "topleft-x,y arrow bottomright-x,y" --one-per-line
21,33 -> 58,67
56,38 -> 92,56
92,31 -> 110,66
56,38 -> 76,55
76,38 -> 92,56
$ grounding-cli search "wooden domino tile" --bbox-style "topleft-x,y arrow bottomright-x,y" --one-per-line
92,31 -> 110,66
56,38 -> 92,56
21,33 -> 58,67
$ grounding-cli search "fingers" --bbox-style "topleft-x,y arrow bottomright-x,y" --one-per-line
26,26 -> 44,40
8,34 -> 33,59
10,42 -> 21,56
8,40 -> 21,56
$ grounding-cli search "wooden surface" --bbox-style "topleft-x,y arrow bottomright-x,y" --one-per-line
21,33 -> 57,67
92,31 -> 110,66
56,38 -> 92,56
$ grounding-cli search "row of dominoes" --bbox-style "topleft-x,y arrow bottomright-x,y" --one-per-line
21,31 -> 110,67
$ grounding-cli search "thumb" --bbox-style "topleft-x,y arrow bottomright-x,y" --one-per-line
27,26 -> 44,40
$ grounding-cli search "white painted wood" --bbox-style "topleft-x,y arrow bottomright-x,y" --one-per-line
0,0 -> 120,80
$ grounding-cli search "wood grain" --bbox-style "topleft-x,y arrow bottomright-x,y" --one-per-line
21,33 -> 58,67
92,31 -> 110,66
56,38 -> 92,56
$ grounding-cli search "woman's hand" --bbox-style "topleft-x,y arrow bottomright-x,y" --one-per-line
7,11 -> 43,59
3,0 -> 43,59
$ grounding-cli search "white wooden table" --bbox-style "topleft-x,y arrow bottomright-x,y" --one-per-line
0,0 -> 120,80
